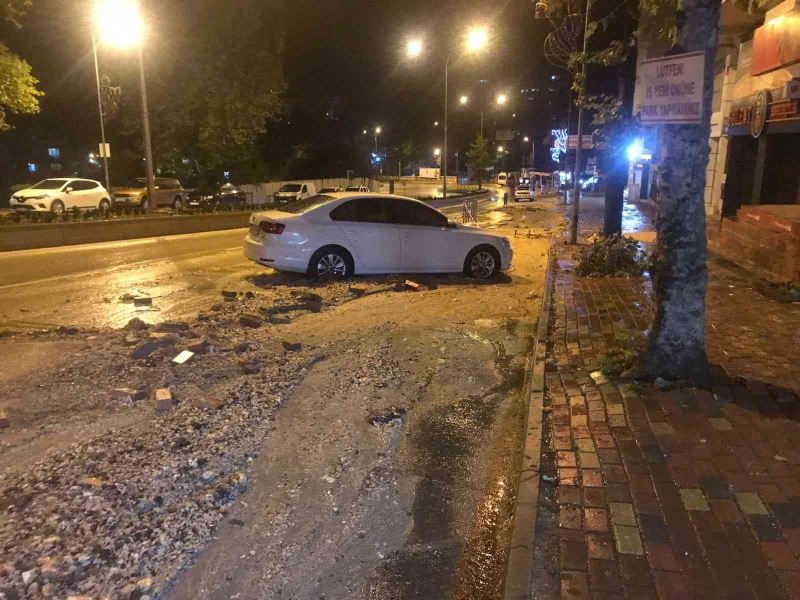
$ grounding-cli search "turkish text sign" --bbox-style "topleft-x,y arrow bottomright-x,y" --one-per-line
634,51 -> 706,124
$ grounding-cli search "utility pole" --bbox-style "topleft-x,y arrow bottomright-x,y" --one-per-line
91,33 -> 111,193
443,58 -> 450,200
138,46 -> 156,211
569,0 -> 591,244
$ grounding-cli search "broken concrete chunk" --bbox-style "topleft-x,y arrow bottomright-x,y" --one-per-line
221,290 -> 238,300
154,321 -> 190,334
239,314 -> 263,328
210,302 -> 225,311
348,286 -> 366,297
281,340 -> 302,352
404,279 -> 421,291
111,387 -> 138,404
0,410 -> 9,429
234,341 -> 253,354
269,314 -> 291,325
131,340 -> 160,359
187,340 -> 212,354
124,317 -> 149,331
238,359 -> 261,374
133,296 -> 153,307
56,326 -> 79,335
154,388 -> 175,412
172,350 -> 195,364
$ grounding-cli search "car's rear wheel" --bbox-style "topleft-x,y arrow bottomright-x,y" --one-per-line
98,198 -> 111,214
465,245 -> 501,279
309,246 -> 354,279
50,200 -> 65,215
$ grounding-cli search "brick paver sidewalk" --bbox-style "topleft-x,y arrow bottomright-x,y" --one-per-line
537,240 -> 800,598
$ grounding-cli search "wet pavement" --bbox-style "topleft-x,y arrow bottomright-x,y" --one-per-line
1,193 -> 565,599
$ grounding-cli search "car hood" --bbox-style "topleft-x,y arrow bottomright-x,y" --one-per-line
13,188 -> 60,198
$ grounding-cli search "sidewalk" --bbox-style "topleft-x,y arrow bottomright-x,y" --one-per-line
529,196 -> 800,599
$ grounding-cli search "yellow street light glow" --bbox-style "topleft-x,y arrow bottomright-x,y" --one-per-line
407,38 -> 423,58
496,93 -> 508,105
375,126 -> 382,134
460,95 -> 469,105
433,147 -> 441,156
497,145 -> 504,152
362,129 -> 368,134
523,136 -> 530,142
95,0 -> 144,48
466,27 -> 489,53
433,121 -> 439,126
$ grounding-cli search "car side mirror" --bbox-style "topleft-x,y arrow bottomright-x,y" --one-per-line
65,187 -> 73,193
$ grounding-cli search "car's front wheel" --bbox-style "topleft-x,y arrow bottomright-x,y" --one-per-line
465,245 -> 501,279
309,246 -> 354,279
50,199 -> 65,215
98,198 -> 111,214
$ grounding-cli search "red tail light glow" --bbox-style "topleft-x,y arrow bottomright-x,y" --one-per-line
259,221 -> 286,234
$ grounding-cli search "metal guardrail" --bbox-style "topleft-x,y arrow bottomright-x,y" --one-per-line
462,196 -> 478,224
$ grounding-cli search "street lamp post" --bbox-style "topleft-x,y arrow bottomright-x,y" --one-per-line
569,0 -> 591,245
373,126 -> 382,173
91,32 -> 111,193
94,0 -> 155,211
406,27 -> 487,202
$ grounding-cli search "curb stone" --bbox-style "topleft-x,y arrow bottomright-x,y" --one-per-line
502,238 -> 557,600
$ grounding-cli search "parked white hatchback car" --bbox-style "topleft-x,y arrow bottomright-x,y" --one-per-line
10,178 -> 112,214
244,193 -> 513,279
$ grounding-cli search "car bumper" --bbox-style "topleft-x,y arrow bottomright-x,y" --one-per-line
10,200 -> 48,211
112,197 -> 142,205
243,233 -> 309,273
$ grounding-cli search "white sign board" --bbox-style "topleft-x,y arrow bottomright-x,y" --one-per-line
634,51 -> 706,124
98,142 -> 111,158
418,167 -> 440,179
567,135 -> 594,150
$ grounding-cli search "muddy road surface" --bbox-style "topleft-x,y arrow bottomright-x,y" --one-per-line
0,197 -> 563,600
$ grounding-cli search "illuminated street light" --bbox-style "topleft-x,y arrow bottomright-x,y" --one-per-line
93,0 -> 155,210
375,126 -> 382,135
95,0 -> 143,48
433,121 -> 439,127
406,38 -> 423,59
466,27 -> 489,53
523,136 -> 530,142
433,147 -> 441,156
496,93 -> 508,105
460,95 -> 469,105
497,145 -> 504,153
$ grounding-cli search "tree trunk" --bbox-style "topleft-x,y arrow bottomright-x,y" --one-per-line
634,0 -> 721,385
603,159 -> 625,236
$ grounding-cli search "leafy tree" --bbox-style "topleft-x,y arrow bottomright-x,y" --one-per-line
466,134 -> 492,189
0,1 -> 42,130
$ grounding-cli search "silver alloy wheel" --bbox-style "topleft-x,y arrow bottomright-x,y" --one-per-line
470,251 -> 496,278
317,253 -> 347,278
99,199 -> 110,213
51,200 -> 64,215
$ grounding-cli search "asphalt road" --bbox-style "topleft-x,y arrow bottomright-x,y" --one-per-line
0,193 -> 503,331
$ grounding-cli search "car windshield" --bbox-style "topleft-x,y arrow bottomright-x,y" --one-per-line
280,194 -> 334,214
29,179 -> 67,190
279,184 -> 302,192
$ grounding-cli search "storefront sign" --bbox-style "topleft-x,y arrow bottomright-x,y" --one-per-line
769,99 -> 800,121
752,12 -> 800,76
634,51 -> 706,124
751,90 -> 769,138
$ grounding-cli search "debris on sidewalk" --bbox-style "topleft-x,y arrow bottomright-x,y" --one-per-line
133,296 -> 153,307
403,279 -> 421,291
153,387 -> 175,411
282,340 -> 302,352
172,350 -> 195,364
221,290 -> 238,300
239,313 -> 263,328
0,410 -> 9,429
111,387 -> 147,405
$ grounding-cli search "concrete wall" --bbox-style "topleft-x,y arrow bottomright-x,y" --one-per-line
0,212 -> 251,253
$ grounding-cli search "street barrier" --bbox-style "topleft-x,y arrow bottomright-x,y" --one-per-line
0,212 -> 252,252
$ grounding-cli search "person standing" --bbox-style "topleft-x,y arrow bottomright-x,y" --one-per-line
505,173 -> 517,206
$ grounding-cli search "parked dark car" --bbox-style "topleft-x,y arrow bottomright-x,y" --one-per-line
188,183 -> 248,209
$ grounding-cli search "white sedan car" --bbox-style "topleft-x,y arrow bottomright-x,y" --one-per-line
244,193 -> 512,279
10,178 -> 112,214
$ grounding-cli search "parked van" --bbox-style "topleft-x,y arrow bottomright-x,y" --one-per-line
497,172 -> 508,186
274,182 -> 317,205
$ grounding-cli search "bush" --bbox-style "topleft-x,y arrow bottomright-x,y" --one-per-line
596,329 -> 644,378
575,234 -> 645,277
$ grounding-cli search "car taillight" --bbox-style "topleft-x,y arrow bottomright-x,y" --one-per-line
259,221 -> 285,234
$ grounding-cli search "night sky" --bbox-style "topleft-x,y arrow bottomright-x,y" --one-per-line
1,0 -> 571,184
